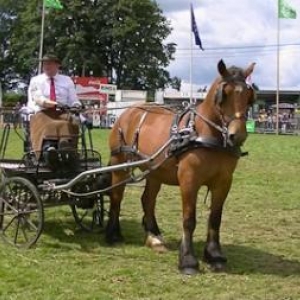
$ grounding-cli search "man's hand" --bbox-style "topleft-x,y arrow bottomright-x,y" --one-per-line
43,99 -> 56,108
71,103 -> 82,109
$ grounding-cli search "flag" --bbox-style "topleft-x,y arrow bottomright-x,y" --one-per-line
191,4 -> 204,50
278,0 -> 297,19
45,0 -> 63,10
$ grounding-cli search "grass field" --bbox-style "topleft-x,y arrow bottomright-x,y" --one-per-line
0,129 -> 299,300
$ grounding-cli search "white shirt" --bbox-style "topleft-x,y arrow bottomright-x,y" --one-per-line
27,73 -> 81,112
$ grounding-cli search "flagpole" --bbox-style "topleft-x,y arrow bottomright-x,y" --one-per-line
38,0 -> 46,74
276,1 -> 280,135
190,24 -> 193,104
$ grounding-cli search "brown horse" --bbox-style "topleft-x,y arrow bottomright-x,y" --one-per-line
106,60 -> 256,274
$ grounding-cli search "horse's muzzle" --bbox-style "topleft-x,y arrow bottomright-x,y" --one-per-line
227,121 -> 247,147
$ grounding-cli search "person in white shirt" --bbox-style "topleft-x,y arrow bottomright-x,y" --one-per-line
28,53 -> 81,169
28,55 -> 81,112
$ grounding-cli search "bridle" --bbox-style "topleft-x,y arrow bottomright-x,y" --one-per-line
193,76 -> 255,147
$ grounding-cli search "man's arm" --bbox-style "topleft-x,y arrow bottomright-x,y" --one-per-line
67,77 -> 81,107
29,77 -> 56,109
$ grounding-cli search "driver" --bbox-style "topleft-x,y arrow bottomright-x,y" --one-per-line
27,53 -> 82,168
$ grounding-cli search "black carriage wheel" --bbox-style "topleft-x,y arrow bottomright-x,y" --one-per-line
71,194 -> 105,232
0,177 -> 44,248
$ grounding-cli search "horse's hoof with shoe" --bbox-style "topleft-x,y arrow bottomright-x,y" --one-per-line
203,247 -> 227,272
145,234 -> 168,253
178,253 -> 200,275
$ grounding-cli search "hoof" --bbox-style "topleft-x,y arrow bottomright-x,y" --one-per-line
152,244 -> 168,253
203,248 -> 227,264
179,267 -> 199,276
208,262 -> 226,272
145,234 -> 167,252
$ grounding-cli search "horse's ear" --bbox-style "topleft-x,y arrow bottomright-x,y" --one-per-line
243,62 -> 256,78
218,59 -> 229,77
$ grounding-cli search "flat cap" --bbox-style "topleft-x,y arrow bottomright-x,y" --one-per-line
40,53 -> 61,64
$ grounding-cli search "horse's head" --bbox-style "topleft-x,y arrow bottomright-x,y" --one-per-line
212,59 -> 256,147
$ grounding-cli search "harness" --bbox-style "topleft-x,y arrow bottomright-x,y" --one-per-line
111,73 -> 255,160
167,103 -> 246,158
111,111 -> 149,159
111,102 -> 248,160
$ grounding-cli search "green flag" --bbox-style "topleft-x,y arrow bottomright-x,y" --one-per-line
278,0 -> 297,19
45,0 -> 63,10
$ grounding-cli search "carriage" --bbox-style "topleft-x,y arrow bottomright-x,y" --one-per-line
0,105 -> 175,248
0,106 -> 112,248
0,60 -> 256,274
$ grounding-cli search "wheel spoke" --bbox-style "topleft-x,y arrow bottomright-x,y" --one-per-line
14,217 -> 21,244
21,208 -> 39,215
20,219 -> 29,242
0,177 -> 44,248
71,195 -> 105,233
24,218 -> 38,232
0,199 -> 19,214
79,210 -> 89,224
2,215 -> 18,233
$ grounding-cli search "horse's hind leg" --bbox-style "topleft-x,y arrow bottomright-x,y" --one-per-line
105,168 -> 128,244
203,179 -> 232,271
141,178 -> 166,252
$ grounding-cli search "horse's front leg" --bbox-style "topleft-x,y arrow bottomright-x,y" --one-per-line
178,186 -> 199,275
141,178 -> 166,252
203,178 -> 232,271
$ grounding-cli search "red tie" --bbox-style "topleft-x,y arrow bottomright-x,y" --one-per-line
50,77 -> 56,101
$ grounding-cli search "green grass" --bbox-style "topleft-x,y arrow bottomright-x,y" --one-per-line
0,130 -> 300,300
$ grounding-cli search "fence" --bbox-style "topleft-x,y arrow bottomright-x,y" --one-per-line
2,110 -> 300,135
247,119 -> 300,135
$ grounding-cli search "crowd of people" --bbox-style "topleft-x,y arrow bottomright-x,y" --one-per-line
256,108 -> 300,133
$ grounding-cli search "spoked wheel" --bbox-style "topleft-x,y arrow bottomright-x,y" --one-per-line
71,194 -> 105,233
0,177 -> 44,248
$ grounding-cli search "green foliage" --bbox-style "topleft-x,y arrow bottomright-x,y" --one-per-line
2,92 -> 25,107
0,0 -> 179,90
169,76 -> 182,91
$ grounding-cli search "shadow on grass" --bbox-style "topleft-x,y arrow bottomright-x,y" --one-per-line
221,243 -> 300,277
42,218 -> 300,277
165,238 -> 300,277
42,217 -> 145,251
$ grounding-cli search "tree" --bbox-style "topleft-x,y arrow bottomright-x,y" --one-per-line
0,0 -> 24,88
3,0 -> 177,90
169,76 -> 181,91
111,0 -> 176,90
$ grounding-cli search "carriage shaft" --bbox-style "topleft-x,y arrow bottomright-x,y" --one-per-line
39,137 -> 175,192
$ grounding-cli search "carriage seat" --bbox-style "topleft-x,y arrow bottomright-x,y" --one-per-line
19,106 -> 83,170
42,135 -> 79,171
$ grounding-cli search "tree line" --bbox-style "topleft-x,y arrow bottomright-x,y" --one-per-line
0,0 -> 181,92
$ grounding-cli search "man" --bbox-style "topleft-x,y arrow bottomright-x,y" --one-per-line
28,53 -> 81,169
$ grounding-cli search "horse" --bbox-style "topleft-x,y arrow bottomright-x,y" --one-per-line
105,59 -> 256,275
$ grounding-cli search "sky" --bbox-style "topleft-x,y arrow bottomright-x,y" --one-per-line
156,0 -> 300,91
